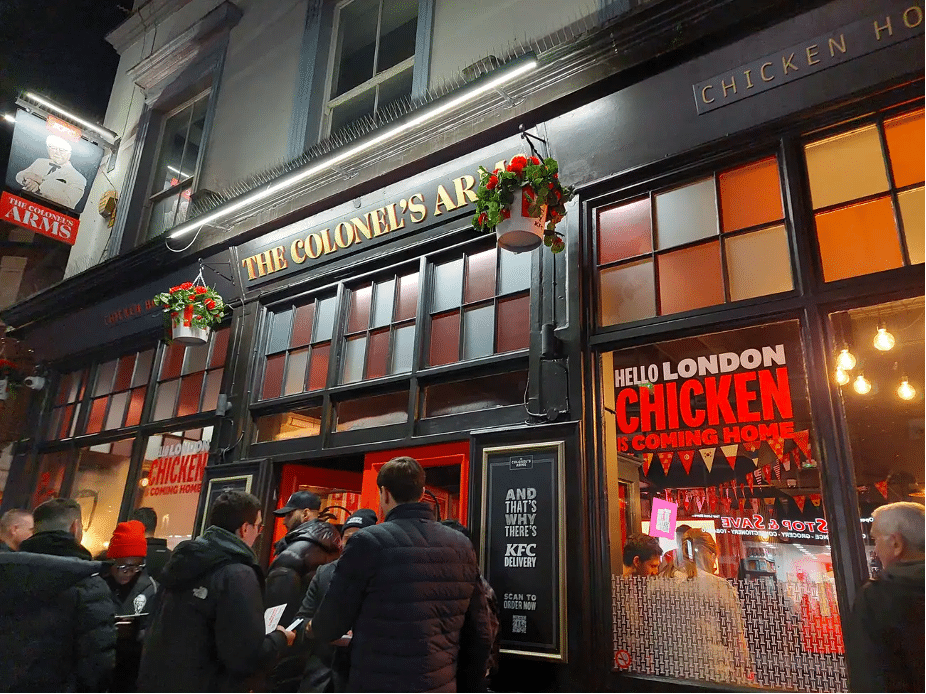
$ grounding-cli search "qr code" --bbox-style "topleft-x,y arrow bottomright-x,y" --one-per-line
512,615 -> 527,634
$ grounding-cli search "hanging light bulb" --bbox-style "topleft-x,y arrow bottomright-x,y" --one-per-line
837,348 -> 857,371
853,373 -> 872,395
873,321 -> 895,351
897,376 -> 916,401
834,367 -> 851,386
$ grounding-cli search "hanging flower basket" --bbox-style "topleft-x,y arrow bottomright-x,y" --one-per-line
153,280 -> 227,346
472,154 -> 575,254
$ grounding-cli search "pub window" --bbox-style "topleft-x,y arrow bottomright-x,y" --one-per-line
602,320 -> 848,691
828,296 -> 925,578
334,389 -> 408,431
421,369 -> 528,418
46,367 -> 89,440
427,244 -> 530,367
340,269 -> 419,384
804,107 -> 924,281
84,349 -> 155,434
261,294 -> 337,400
253,406 -> 324,442
152,327 -> 229,420
323,0 -> 418,136
596,156 -> 792,328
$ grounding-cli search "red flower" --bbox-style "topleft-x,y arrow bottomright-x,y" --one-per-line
507,155 -> 528,175
486,175 -> 498,190
169,286 -> 181,293
548,182 -> 554,189
204,298 -> 216,310
194,285 -> 208,294
180,282 -> 193,290
554,189 -> 562,201
170,311 -> 178,318
501,209 -> 511,219
478,213 -> 487,227
530,156 -> 540,165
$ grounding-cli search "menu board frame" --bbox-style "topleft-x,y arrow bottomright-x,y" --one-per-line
200,473 -> 254,535
479,440 -> 567,662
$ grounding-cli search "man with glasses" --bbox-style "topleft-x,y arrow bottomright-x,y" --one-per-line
15,134 -> 88,209
138,490 -> 296,692
0,498 -> 116,690
104,520 -> 157,692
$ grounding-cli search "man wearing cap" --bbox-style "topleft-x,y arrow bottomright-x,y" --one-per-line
15,134 -> 87,209
265,491 -> 341,691
296,509 -> 378,692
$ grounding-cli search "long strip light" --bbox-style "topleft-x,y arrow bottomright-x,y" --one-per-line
25,92 -> 119,143
168,57 -> 538,240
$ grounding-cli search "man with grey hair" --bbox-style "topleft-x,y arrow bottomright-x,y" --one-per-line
0,508 -> 33,551
847,501 -> 924,692
15,134 -> 87,208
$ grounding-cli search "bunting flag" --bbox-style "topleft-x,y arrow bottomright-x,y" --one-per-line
641,453 -> 653,477
794,495 -> 806,512
720,444 -> 739,470
875,480 -> 889,499
678,450 -> 695,475
768,437 -> 787,463
666,489 -> 675,504
791,430 -> 812,459
695,493 -> 705,512
739,483 -> 746,499
810,493 -> 822,507
739,498 -> 747,511
773,461 -> 782,479
658,451 -> 674,475
699,448 -> 716,473
763,497 -> 776,506
741,440 -> 762,454
782,449 -> 792,472
746,473 -> 754,493
763,464 -> 772,481
754,467 -> 764,483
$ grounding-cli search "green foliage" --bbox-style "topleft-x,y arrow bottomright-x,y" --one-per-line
152,282 -> 228,331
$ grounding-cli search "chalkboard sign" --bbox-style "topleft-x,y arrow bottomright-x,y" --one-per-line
480,441 -> 566,661
200,474 -> 253,535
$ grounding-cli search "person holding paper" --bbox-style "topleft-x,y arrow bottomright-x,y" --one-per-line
137,491 -> 296,692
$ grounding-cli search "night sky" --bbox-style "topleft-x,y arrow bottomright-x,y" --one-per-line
0,0 -> 128,165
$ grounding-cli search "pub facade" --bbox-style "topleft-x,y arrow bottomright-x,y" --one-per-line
1,0 -> 923,690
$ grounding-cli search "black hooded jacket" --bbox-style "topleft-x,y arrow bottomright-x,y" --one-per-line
137,526 -> 287,692
312,503 -> 493,692
0,548 -> 116,692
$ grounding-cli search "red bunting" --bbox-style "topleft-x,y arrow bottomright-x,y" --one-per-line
810,493 -> 822,507
791,430 -> 812,459
720,444 -> 738,469
876,480 -> 889,499
641,453 -> 653,477
746,473 -> 754,493
794,495 -> 806,512
739,498 -> 746,511
773,462 -> 782,479
658,452 -> 674,475
769,437 -> 787,463
678,450 -> 694,475
762,464 -> 772,481
741,440 -> 762,454
782,450 -> 792,472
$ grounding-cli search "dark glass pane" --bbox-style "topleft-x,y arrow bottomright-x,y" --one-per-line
309,343 -> 331,391
284,349 -> 309,396
291,303 -> 315,348
47,407 -> 63,440
268,308 -> 294,355
133,350 -> 155,387
161,343 -> 185,380
496,294 -> 530,353
367,328 -> 390,380
391,324 -> 415,374
55,373 -> 72,406
113,354 -> 135,392
86,396 -> 108,434
335,390 -> 408,431
202,368 -> 223,412
314,297 -> 337,342
94,359 -> 117,397
424,370 -> 527,417
333,0 -> 378,97
177,372 -> 205,417
372,279 -> 395,328
342,336 -> 367,384
210,328 -> 230,369
153,379 -> 179,420
376,7 -> 417,73
104,391 -> 129,430
125,387 -> 146,427
431,258 -> 463,312
183,339 -> 209,375
58,405 -> 74,438
348,284 -> 373,333
463,304 -> 494,360
465,248 -> 496,304
429,311 -> 460,367
498,249 -> 531,294
263,354 -> 286,400
395,272 -> 418,321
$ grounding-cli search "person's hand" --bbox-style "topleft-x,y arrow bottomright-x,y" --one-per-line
275,626 -> 296,647
304,619 -> 313,637
21,174 -> 41,192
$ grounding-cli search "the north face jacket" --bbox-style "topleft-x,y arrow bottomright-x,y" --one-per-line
137,526 -> 288,692
312,503 -> 493,692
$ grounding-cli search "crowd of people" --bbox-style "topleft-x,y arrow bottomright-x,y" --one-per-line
0,456 -> 500,692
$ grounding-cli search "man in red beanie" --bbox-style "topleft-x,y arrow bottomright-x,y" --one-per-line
105,520 -> 157,692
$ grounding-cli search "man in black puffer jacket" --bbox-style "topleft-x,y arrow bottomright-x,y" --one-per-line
0,498 -> 116,692
265,491 -> 341,691
138,491 -> 295,692
312,457 -> 493,693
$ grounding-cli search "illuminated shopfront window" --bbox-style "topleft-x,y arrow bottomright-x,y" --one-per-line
262,294 -> 337,399
71,438 -> 135,557
829,296 -> 925,577
602,321 -> 847,691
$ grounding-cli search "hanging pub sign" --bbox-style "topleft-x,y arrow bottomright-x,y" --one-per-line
0,191 -> 78,244
5,110 -> 104,213
480,441 -> 567,661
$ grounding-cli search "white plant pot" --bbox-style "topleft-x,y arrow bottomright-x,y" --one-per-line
495,186 -> 546,253
171,324 -> 211,346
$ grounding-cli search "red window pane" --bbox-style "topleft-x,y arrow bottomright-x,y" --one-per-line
347,284 -> 372,333
210,328 -> 230,369
308,343 -> 330,391
291,303 -> 315,349
465,249 -> 496,304
56,373 -> 72,406
86,397 -> 108,435
161,343 -> 185,380
657,241 -> 724,315
429,312 -> 460,367
202,369 -> 223,412
262,354 -> 285,400
367,329 -> 390,380
125,387 -> 146,427
396,272 -> 418,321
177,372 -> 205,417
57,405 -> 74,439
598,198 -> 653,265
496,294 -> 530,353
113,354 -> 135,392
